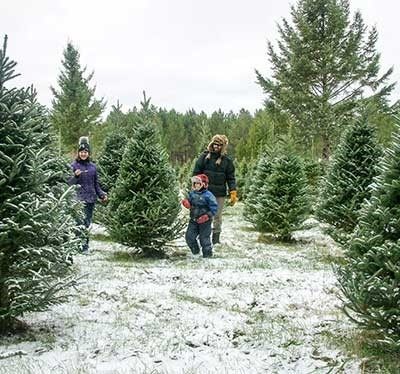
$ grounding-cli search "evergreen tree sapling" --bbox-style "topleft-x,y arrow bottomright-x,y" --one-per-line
0,36 -> 80,334
245,148 -> 309,241
106,120 -> 183,257
235,158 -> 255,201
244,152 -> 273,223
317,117 -> 382,243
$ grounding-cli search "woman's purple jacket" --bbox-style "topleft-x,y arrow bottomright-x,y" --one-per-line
68,160 -> 106,203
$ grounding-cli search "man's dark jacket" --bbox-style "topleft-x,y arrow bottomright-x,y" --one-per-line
193,151 -> 236,197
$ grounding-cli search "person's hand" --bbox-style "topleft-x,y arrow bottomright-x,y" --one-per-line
101,195 -> 108,203
229,190 -> 238,206
74,169 -> 82,177
181,199 -> 191,209
196,214 -> 210,224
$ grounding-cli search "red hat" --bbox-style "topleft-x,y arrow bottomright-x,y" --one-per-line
191,174 -> 209,188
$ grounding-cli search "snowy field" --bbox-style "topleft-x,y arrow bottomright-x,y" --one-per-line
0,204 -> 362,373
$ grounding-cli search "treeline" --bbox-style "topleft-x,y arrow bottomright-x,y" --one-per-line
50,0 -> 398,166
91,102 -> 291,164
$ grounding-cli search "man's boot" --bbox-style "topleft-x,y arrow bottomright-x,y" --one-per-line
212,232 -> 220,245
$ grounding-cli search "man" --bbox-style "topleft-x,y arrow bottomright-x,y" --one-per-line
193,134 -> 237,244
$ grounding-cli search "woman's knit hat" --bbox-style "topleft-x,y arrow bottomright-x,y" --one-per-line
206,134 -> 228,165
78,136 -> 90,153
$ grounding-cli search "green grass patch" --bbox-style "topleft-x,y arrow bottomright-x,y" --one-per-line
239,225 -> 258,232
90,233 -> 113,242
321,329 -> 400,373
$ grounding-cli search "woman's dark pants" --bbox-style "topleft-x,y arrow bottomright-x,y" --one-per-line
79,202 -> 95,253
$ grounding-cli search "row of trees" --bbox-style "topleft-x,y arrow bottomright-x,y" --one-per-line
320,116 -> 400,348
242,113 -> 400,348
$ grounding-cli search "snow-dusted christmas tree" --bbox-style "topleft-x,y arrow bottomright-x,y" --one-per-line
97,132 -> 127,193
106,97 -> 183,257
0,36 -> 80,334
317,116 -> 382,243
243,151 -> 273,224
337,118 -> 400,347
245,146 -> 309,241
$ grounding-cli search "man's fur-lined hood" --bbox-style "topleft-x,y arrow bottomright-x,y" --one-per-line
206,134 -> 229,165
207,134 -> 228,155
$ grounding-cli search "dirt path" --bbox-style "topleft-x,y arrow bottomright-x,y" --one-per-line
0,205 -> 360,373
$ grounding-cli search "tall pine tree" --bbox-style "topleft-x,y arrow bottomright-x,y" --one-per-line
51,42 -> 105,153
0,36 -> 80,334
106,96 -> 183,257
317,116 -> 382,243
337,118 -> 400,346
256,0 -> 394,159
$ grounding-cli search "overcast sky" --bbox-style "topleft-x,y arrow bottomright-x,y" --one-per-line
1,0 -> 399,115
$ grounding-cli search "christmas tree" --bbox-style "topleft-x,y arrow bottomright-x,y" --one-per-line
97,132 -> 128,192
106,98 -> 183,257
245,147 -> 309,241
337,118 -> 400,347
317,117 -> 382,243
235,157 -> 256,201
0,36 -> 79,334
244,151 -> 274,224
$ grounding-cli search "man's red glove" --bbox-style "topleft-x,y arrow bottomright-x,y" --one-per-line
181,199 -> 191,209
196,214 -> 210,224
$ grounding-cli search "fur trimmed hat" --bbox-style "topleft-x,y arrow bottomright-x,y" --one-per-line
206,134 -> 228,165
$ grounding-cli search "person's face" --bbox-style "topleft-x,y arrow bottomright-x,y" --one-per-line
79,150 -> 89,160
212,142 -> 223,152
193,181 -> 203,191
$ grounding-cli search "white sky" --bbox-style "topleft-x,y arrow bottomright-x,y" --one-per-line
1,0 -> 399,115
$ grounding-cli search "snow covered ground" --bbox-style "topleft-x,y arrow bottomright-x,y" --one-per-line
0,204 -> 361,373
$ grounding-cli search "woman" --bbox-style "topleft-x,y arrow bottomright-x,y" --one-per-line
69,139 -> 107,253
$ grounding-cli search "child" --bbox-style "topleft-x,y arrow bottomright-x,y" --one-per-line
181,174 -> 218,258
68,137 -> 107,253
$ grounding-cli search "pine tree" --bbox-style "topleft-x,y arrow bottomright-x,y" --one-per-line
235,158 -> 256,201
244,151 -> 274,225
256,0 -> 394,159
97,132 -> 128,193
106,96 -> 183,257
337,118 -> 400,346
51,42 -> 105,153
0,36 -> 80,334
317,116 -> 382,243
245,146 -> 309,241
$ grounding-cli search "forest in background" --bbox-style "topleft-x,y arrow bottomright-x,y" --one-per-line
49,0 -> 398,168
